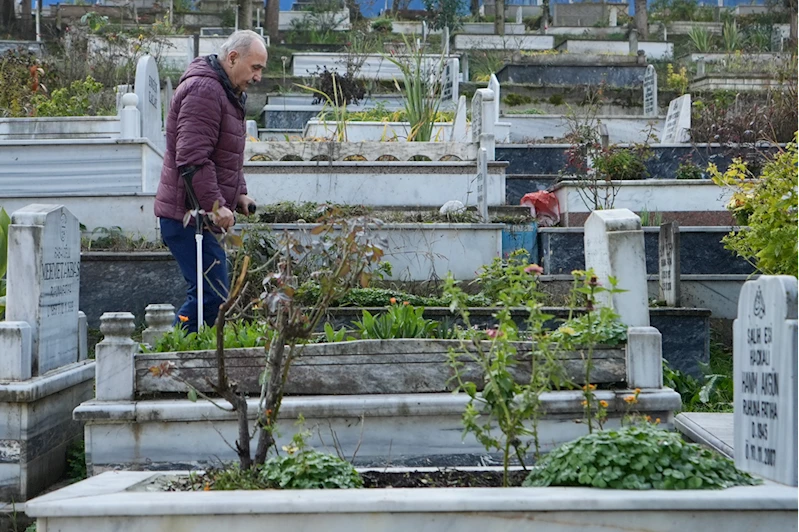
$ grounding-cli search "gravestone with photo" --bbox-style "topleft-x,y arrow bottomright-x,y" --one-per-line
733,276 -> 797,486
643,65 -> 658,117
6,204 -> 81,375
134,55 -> 164,150
661,94 -> 691,143
658,221 -> 680,306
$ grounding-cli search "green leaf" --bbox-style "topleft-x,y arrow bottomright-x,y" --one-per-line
187,387 -> 198,402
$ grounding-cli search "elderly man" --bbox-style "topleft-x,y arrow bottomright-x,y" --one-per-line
155,30 -> 267,332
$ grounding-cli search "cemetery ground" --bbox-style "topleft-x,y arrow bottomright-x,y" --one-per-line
1,3 -> 798,530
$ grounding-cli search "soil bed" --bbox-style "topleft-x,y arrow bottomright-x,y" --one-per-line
360,469 -> 529,488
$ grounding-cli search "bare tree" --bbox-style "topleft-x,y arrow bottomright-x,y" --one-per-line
238,0 -> 253,30
0,0 -> 15,32
494,0 -> 505,36
265,0 -> 278,45
634,0 -> 648,39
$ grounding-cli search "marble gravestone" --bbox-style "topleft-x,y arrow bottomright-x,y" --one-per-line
134,55 -> 164,149
661,94 -> 691,143
441,58 -> 459,106
643,65 -> 658,118
6,204 -> 80,375
733,276 -> 797,486
584,209 -> 649,327
476,147 -> 489,221
658,221 -> 680,306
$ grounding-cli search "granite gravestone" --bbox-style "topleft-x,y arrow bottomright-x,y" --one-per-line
658,221 -> 680,306
643,65 -> 658,118
584,209 -> 649,327
134,55 -> 164,149
733,276 -> 797,486
662,94 -> 691,143
5,205 -> 80,375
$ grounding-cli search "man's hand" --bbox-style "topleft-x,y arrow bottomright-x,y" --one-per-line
237,194 -> 256,215
211,206 -> 235,230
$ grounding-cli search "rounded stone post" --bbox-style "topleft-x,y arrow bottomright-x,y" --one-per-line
95,312 -> 137,401
119,93 -> 141,139
142,304 -> 175,349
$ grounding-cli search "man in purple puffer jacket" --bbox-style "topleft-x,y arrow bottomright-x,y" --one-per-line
155,30 -> 267,332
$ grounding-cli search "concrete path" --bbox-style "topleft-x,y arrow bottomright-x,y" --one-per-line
675,412 -> 734,458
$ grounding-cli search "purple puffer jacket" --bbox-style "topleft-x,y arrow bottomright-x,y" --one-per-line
154,56 -> 248,221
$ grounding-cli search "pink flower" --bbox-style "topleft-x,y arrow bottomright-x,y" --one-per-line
486,328 -> 502,339
525,264 -> 544,275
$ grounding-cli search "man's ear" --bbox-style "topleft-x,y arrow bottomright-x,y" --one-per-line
228,50 -> 239,65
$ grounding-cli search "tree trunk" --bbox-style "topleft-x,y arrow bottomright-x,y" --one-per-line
634,0 -> 648,39
0,0 -> 14,30
238,0 -> 253,30
254,331 -> 287,465
494,0 -> 504,36
19,0 -> 32,40
786,0 -> 798,47
265,0 -> 278,45
470,0 -> 478,17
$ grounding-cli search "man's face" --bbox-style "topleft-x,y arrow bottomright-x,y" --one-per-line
227,42 -> 267,93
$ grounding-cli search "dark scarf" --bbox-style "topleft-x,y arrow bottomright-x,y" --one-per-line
206,54 -> 247,111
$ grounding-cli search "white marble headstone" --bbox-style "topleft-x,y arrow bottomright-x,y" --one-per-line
643,65 -> 658,118
584,209 -> 649,327
608,6 -> 618,27
488,73 -> 501,124
441,58 -> 459,105
471,90 -> 483,143
515,6 -> 523,24
449,95 -> 468,142
476,147 -> 489,221
135,55 -> 164,149
661,94 -> 691,143
5,204 -> 80,375
658,221 -> 680,306
734,276 -> 798,486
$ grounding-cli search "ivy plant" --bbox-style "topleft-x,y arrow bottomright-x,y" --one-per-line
524,423 -> 762,490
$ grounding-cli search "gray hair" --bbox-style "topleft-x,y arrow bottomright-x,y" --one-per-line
219,30 -> 267,58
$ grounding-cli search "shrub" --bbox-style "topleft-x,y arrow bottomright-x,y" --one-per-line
0,48 -> 48,117
666,63 -> 689,94
33,76 -> 114,117
675,160 -> 703,180
524,423 -> 762,489
594,147 -> 650,181
709,139 -> 798,277
503,93 -> 532,107
371,18 -> 393,33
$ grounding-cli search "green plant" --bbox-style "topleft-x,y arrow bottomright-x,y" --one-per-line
260,423 -> 362,489
385,36 -> 445,141
721,20 -> 742,53
145,320 -> 273,353
548,93 -> 565,106
472,250 -> 541,304
593,147 -> 650,181
557,270 -> 625,433
204,423 -> 362,490
354,301 -> 440,339
675,160 -> 703,180
524,422 -> 761,489
503,93 -> 532,107
687,25 -> 713,53
663,341 -> 734,412
709,139 -> 798,277
65,439 -> 87,483
666,63 -> 689,94
638,207 -> 663,226
33,76 -> 113,117
507,107 -> 545,115
0,207 -> 9,319
0,48 -> 48,118
445,260 -> 567,487
468,50 -> 507,82
371,17 -> 393,33
423,0 -> 466,31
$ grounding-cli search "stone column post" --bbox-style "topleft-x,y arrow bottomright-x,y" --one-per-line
95,312 -> 137,401
142,304 -> 175,349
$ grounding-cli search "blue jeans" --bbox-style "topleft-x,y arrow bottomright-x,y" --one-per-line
160,217 -> 229,333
